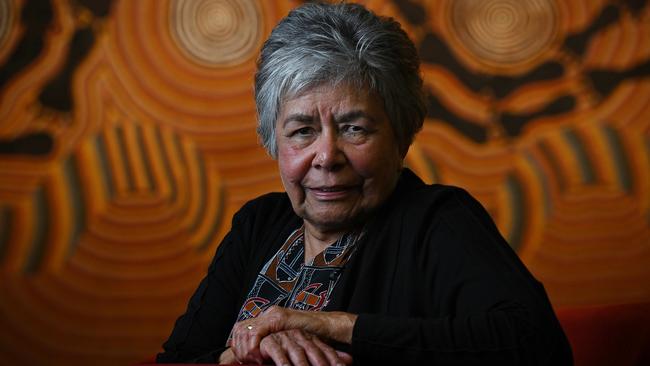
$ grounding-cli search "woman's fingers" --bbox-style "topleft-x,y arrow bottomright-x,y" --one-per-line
260,335 -> 291,366
261,332 -> 309,366
312,336 -> 350,366
232,321 -> 264,364
259,330 -> 352,366
281,335 -> 310,366
231,306 -> 289,362
231,307 -> 354,366
289,330 -> 329,366
335,350 -> 354,365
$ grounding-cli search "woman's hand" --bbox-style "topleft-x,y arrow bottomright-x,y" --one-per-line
259,329 -> 353,366
231,306 -> 287,363
230,306 -> 357,364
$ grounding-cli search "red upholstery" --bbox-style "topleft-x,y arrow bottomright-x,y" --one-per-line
141,302 -> 650,365
556,302 -> 650,366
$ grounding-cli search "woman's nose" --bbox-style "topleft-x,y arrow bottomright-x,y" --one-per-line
312,131 -> 345,170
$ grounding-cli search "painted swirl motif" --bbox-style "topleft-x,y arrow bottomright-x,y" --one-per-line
170,0 -> 263,66
449,0 -> 557,70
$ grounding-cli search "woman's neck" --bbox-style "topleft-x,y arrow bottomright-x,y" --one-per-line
302,222 -> 348,263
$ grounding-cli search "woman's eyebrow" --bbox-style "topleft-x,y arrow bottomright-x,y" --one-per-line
282,113 -> 314,127
336,110 -> 376,124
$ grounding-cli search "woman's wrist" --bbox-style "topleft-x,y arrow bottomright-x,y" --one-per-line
324,311 -> 358,344
289,310 -> 357,344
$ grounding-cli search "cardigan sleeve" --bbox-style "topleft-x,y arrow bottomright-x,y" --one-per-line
156,204 -> 255,363
348,188 -> 572,365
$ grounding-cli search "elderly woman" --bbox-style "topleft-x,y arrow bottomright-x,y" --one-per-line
158,2 -> 572,365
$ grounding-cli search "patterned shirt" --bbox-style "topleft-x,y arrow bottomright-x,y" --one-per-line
230,225 -> 362,336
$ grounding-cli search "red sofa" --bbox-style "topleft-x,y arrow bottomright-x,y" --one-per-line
141,302 -> 650,365
556,302 -> 650,366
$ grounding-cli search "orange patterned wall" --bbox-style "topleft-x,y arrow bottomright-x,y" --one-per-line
0,0 -> 648,365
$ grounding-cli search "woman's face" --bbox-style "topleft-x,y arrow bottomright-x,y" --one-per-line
276,84 -> 404,235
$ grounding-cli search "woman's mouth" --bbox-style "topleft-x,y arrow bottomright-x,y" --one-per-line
307,185 -> 359,200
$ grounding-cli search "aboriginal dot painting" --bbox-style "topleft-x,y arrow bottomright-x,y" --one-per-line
0,1 -> 648,365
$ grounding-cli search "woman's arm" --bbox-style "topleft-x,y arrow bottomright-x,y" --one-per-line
230,307 -> 356,364
231,299 -> 568,365
338,188 -> 572,365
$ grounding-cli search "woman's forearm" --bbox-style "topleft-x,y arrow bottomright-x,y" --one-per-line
295,310 -> 358,344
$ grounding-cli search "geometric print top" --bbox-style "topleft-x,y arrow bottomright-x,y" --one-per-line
229,225 -> 362,340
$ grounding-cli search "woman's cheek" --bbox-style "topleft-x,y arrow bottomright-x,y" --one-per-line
345,146 -> 379,177
278,147 -> 311,185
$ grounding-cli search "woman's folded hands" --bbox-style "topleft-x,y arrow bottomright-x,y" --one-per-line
225,306 -> 357,365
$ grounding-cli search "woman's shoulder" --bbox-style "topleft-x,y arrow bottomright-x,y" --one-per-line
390,169 -> 501,239
232,191 -> 299,236
395,169 -> 478,212
234,191 -> 295,224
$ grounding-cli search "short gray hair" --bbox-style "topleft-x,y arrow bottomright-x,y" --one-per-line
255,2 -> 426,158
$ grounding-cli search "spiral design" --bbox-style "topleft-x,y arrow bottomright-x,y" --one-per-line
170,0 -> 263,67
450,0 -> 557,68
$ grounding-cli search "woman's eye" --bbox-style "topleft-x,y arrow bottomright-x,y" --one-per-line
342,125 -> 366,134
292,127 -> 314,137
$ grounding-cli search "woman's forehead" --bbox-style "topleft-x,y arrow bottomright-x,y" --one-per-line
281,83 -> 378,110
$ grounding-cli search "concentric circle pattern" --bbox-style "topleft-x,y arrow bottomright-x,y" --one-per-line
170,0 -> 263,67
449,0 -> 557,69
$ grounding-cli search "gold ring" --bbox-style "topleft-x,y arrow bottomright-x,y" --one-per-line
246,325 -> 253,330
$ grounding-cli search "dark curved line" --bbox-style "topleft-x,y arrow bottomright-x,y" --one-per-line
603,124 -> 633,192
537,140 -> 568,193
64,156 -> 86,259
115,125 -> 134,192
0,206 -> 12,264
563,129 -> 596,184
420,32 -> 566,99
563,4 -> 619,57
172,134 -> 188,207
587,59 -> 650,98
501,95 -> 576,137
0,132 -> 54,156
419,32 -> 487,93
24,187 -> 48,274
197,185 -> 225,253
0,0 -> 53,89
491,62 -> 565,99
524,152 -> 552,217
505,174 -> 525,252
36,0 -> 115,111
96,133 -> 115,199
155,127 -> 177,202
425,90 -> 487,143
38,26 -> 95,111
189,148 -> 207,233
135,124 -> 155,191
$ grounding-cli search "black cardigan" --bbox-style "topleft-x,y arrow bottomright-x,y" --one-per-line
157,169 -> 572,365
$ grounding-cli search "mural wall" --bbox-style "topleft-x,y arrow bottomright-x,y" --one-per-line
0,0 -> 648,365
